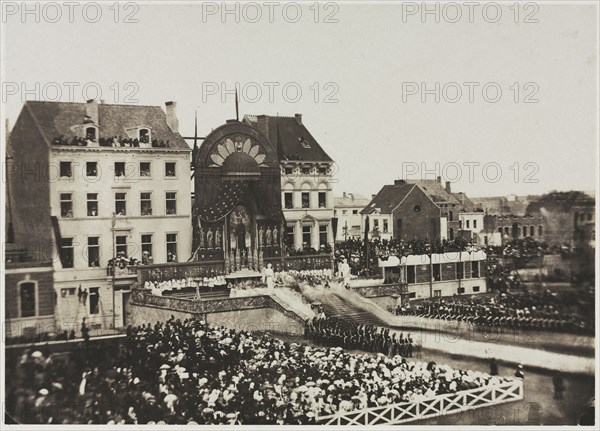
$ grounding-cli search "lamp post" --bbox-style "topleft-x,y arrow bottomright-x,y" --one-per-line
426,243 -> 433,299
111,212 -> 116,333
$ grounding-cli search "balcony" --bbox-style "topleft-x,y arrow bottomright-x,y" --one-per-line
107,264 -> 138,278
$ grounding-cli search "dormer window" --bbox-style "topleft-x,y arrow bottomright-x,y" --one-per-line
139,128 -> 151,143
299,136 -> 311,149
85,126 -> 97,142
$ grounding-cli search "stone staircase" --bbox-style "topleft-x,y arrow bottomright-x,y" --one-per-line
308,291 -> 387,326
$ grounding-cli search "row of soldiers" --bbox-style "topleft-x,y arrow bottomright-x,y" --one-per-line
304,316 -> 416,358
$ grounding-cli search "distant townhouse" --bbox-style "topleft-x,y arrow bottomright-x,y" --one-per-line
334,192 -> 371,241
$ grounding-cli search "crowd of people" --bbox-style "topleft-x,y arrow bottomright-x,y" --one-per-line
144,276 -> 227,297
274,269 -> 335,288
333,238 -> 475,276
7,316 -> 512,425
395,288 -> 594,334
52,135 -> 171,148
306,317 -> 416,358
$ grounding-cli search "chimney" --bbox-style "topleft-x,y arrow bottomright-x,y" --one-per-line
394,179 -> 406,186
86,99 -> 98,124
343,192 -> 347,199
437,176 -> 442,183
165,101 -> 179,133
445,181 -> 451,193
295,113 -> 302,124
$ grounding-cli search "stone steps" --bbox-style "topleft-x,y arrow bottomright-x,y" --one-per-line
313,291 -> 387,326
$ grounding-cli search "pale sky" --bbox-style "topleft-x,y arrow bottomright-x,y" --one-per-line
2,1 -> 598,198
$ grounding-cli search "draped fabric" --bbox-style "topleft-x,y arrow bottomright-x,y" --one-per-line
197,181 -> 250,222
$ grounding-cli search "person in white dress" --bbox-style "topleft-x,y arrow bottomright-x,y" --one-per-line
264,263 -> 275,291
340,258 -> 351,288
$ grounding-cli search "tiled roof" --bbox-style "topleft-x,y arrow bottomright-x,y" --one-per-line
361,183 -> 415,214
452,192 -> 477,212
22,101 -> 189,150
334,193 -> 371,208
243,115 -> 333,162
404,180 -> 459,204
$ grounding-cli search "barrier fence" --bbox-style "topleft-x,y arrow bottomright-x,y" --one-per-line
317,379 -> 523,425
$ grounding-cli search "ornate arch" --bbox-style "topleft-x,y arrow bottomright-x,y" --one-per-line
194,122 -> 277,170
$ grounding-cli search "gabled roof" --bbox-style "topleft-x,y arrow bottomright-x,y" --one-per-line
361,183 -> 415,214
404,179 -> 459,204
20,101 -> 189,150
334,193 -> 371,208
243,115 -> 333,162
452,192 -> 477,212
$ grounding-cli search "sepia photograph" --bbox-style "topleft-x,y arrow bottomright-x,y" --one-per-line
1,1 -> 598,428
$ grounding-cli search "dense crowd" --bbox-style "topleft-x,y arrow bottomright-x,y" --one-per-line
306,317 -> 416,358
51,135 -> 170,148
145,276 -> 227,296
7,317 -> 511,424
286,244 -> 333,256
275,269 -> 335,287
395,288 -> 595,333
334,238 -> 474,276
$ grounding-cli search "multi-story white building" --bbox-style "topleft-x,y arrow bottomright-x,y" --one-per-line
243,114 -> 335,252
8,100 -> 192,332
334,192 -> 371,241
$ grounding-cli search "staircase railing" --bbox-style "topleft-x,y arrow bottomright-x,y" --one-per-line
131,289 -> 305,325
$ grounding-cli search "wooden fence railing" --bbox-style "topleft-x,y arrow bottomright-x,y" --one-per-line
317,379 -> 523,425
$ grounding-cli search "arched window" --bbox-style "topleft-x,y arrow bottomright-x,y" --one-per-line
85,126 -> 97,141
448,211 -> 453,222
530,225 -> 535,236
522,226 -> 528,237
538,225 -> 543,236
139,128 -> 151,143
449,228 -> 454,240
19,281 -> 36,318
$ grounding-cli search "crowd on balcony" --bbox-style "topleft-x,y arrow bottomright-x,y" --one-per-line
333,238 -> 473,277
145,276 -> 227,296
51,135 -> 170,148
394,288 -> 594,334
286,244 -> 333,256
306,317 -> 416,358
7,316 -> 512,425
275,269 -> 335,287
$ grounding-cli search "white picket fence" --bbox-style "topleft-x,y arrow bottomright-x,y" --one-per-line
317,379 -> 523,425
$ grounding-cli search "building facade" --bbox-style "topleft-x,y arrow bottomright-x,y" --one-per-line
482,214 -> 546,246
243,114 -> 335,252
7,100 -> 192,333
379,251 -> 487,299
334,192 -> 371,241
526,191 -> 595,248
